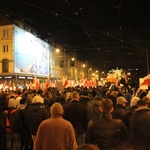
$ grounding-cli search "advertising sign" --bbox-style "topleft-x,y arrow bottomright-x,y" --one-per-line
14,27 -> 50,76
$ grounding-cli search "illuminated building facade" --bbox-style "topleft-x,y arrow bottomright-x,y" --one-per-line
0,15 -> 95,87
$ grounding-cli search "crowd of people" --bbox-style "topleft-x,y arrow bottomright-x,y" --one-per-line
0,84 -> 150,150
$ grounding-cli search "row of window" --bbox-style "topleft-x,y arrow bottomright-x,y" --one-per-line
1,59 -> 68,76
2,59 -> 9,73
1,30 -> 9,53
49,68 -> 66,76
3,45 -> 8,53
3,29 -> 9,37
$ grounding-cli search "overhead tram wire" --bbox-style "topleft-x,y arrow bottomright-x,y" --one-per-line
64,0 -> 101,57
17,0 -> 94,55
14,0 -> 149,52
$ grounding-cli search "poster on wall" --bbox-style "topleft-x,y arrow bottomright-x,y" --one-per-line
14,27 -> 50,76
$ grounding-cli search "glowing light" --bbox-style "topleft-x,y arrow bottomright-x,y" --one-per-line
56,48 -> 60,53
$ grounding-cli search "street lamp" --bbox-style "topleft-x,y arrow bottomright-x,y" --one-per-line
71,57 -> 75,61
56,48 -> 60,53
83,64 -> 85,68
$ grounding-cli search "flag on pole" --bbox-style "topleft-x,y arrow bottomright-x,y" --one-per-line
33,76 -> 39,90
106,73 -> 117,83
141,74 -> 150,85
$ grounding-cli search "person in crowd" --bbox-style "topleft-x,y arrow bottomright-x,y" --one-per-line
34,102 -> 77,150
85,98 -> 128,150
142,96 -> 150,108
129,98 -> 150,149
17,98 -> 27,110
63,91 -> 88,146
107,94 -> 117,107
16,98 -> 28,150
20,93 -> 34,150
123,96 -> 140,129
16,91 -> 22,107
0,93 -> 9,150
91,87 -> 97,98
113,96 -> 128,121
130,96 -> 140,109
1,97 -> 22,150
74,143 -> 100,150
79,93 -> 90,106
86,97 -> 101,122
139,89 -> 147,99
43,91 -> 55,107
23,95 -> 49,146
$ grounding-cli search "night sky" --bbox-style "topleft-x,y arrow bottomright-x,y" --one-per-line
0,0 -> 150,72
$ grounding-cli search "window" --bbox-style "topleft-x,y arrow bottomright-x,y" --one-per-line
2,59 -> 9,72
60,60 -> 64,67
70,60 -> 75,67
3,45 -> 8,53
3,30 -> 8,37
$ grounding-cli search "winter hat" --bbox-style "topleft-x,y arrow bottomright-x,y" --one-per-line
130,96 -> 140,107
32,95 -> 44,104
50,103 -> 64,115
117,96 -> 127,104
8,98 -> 17,108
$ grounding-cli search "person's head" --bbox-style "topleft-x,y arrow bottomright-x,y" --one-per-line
8,98 -> 17,108
71,91 -> 80,101
142,96 -> 150,108
130,96 -> 140,107
100,98 -> 113,113
32,95 -> 44,104
50,102 -> 64,116
116,96 -> 127,106
74,144 -> 100,150
137,99 -> 148,107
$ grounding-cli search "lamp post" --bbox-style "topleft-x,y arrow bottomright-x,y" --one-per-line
82,64 -> 86,78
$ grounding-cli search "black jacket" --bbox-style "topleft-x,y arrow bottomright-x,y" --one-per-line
113,104 -> 127,121
85,113 -> 128,149
23,103 -> 49,135
63,100 -> 88,135
130,106 -> 150,147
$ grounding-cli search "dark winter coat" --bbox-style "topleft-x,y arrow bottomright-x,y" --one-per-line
113,104 -> 127,121
63,100 -> 88,135
23,103 -> 49,135
130,106 -> 150,148
85,113 -> 128,149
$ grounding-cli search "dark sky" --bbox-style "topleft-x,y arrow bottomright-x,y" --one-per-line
0,0 -> 150,72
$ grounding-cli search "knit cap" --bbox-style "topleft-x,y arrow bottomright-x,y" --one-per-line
50,103 -> 64,115
8,98 -> 17,108
32,95 -> 44,104
130,96 -> 140,107
117,96 -> 127,104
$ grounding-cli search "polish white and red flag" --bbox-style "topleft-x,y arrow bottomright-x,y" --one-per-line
141,74 -> 150,85
106,73 -> 117,83
33,76 -> 39,90
61,76 -> 68,88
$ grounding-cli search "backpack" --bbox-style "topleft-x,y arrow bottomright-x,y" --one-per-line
1,109 -> 17,133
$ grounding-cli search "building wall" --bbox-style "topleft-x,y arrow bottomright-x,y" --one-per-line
0,21 -> 96,86
0,25 -> 14,74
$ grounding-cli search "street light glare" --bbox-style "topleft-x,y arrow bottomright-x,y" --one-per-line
71,58 -> 75,61
56,48 -> 60,53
